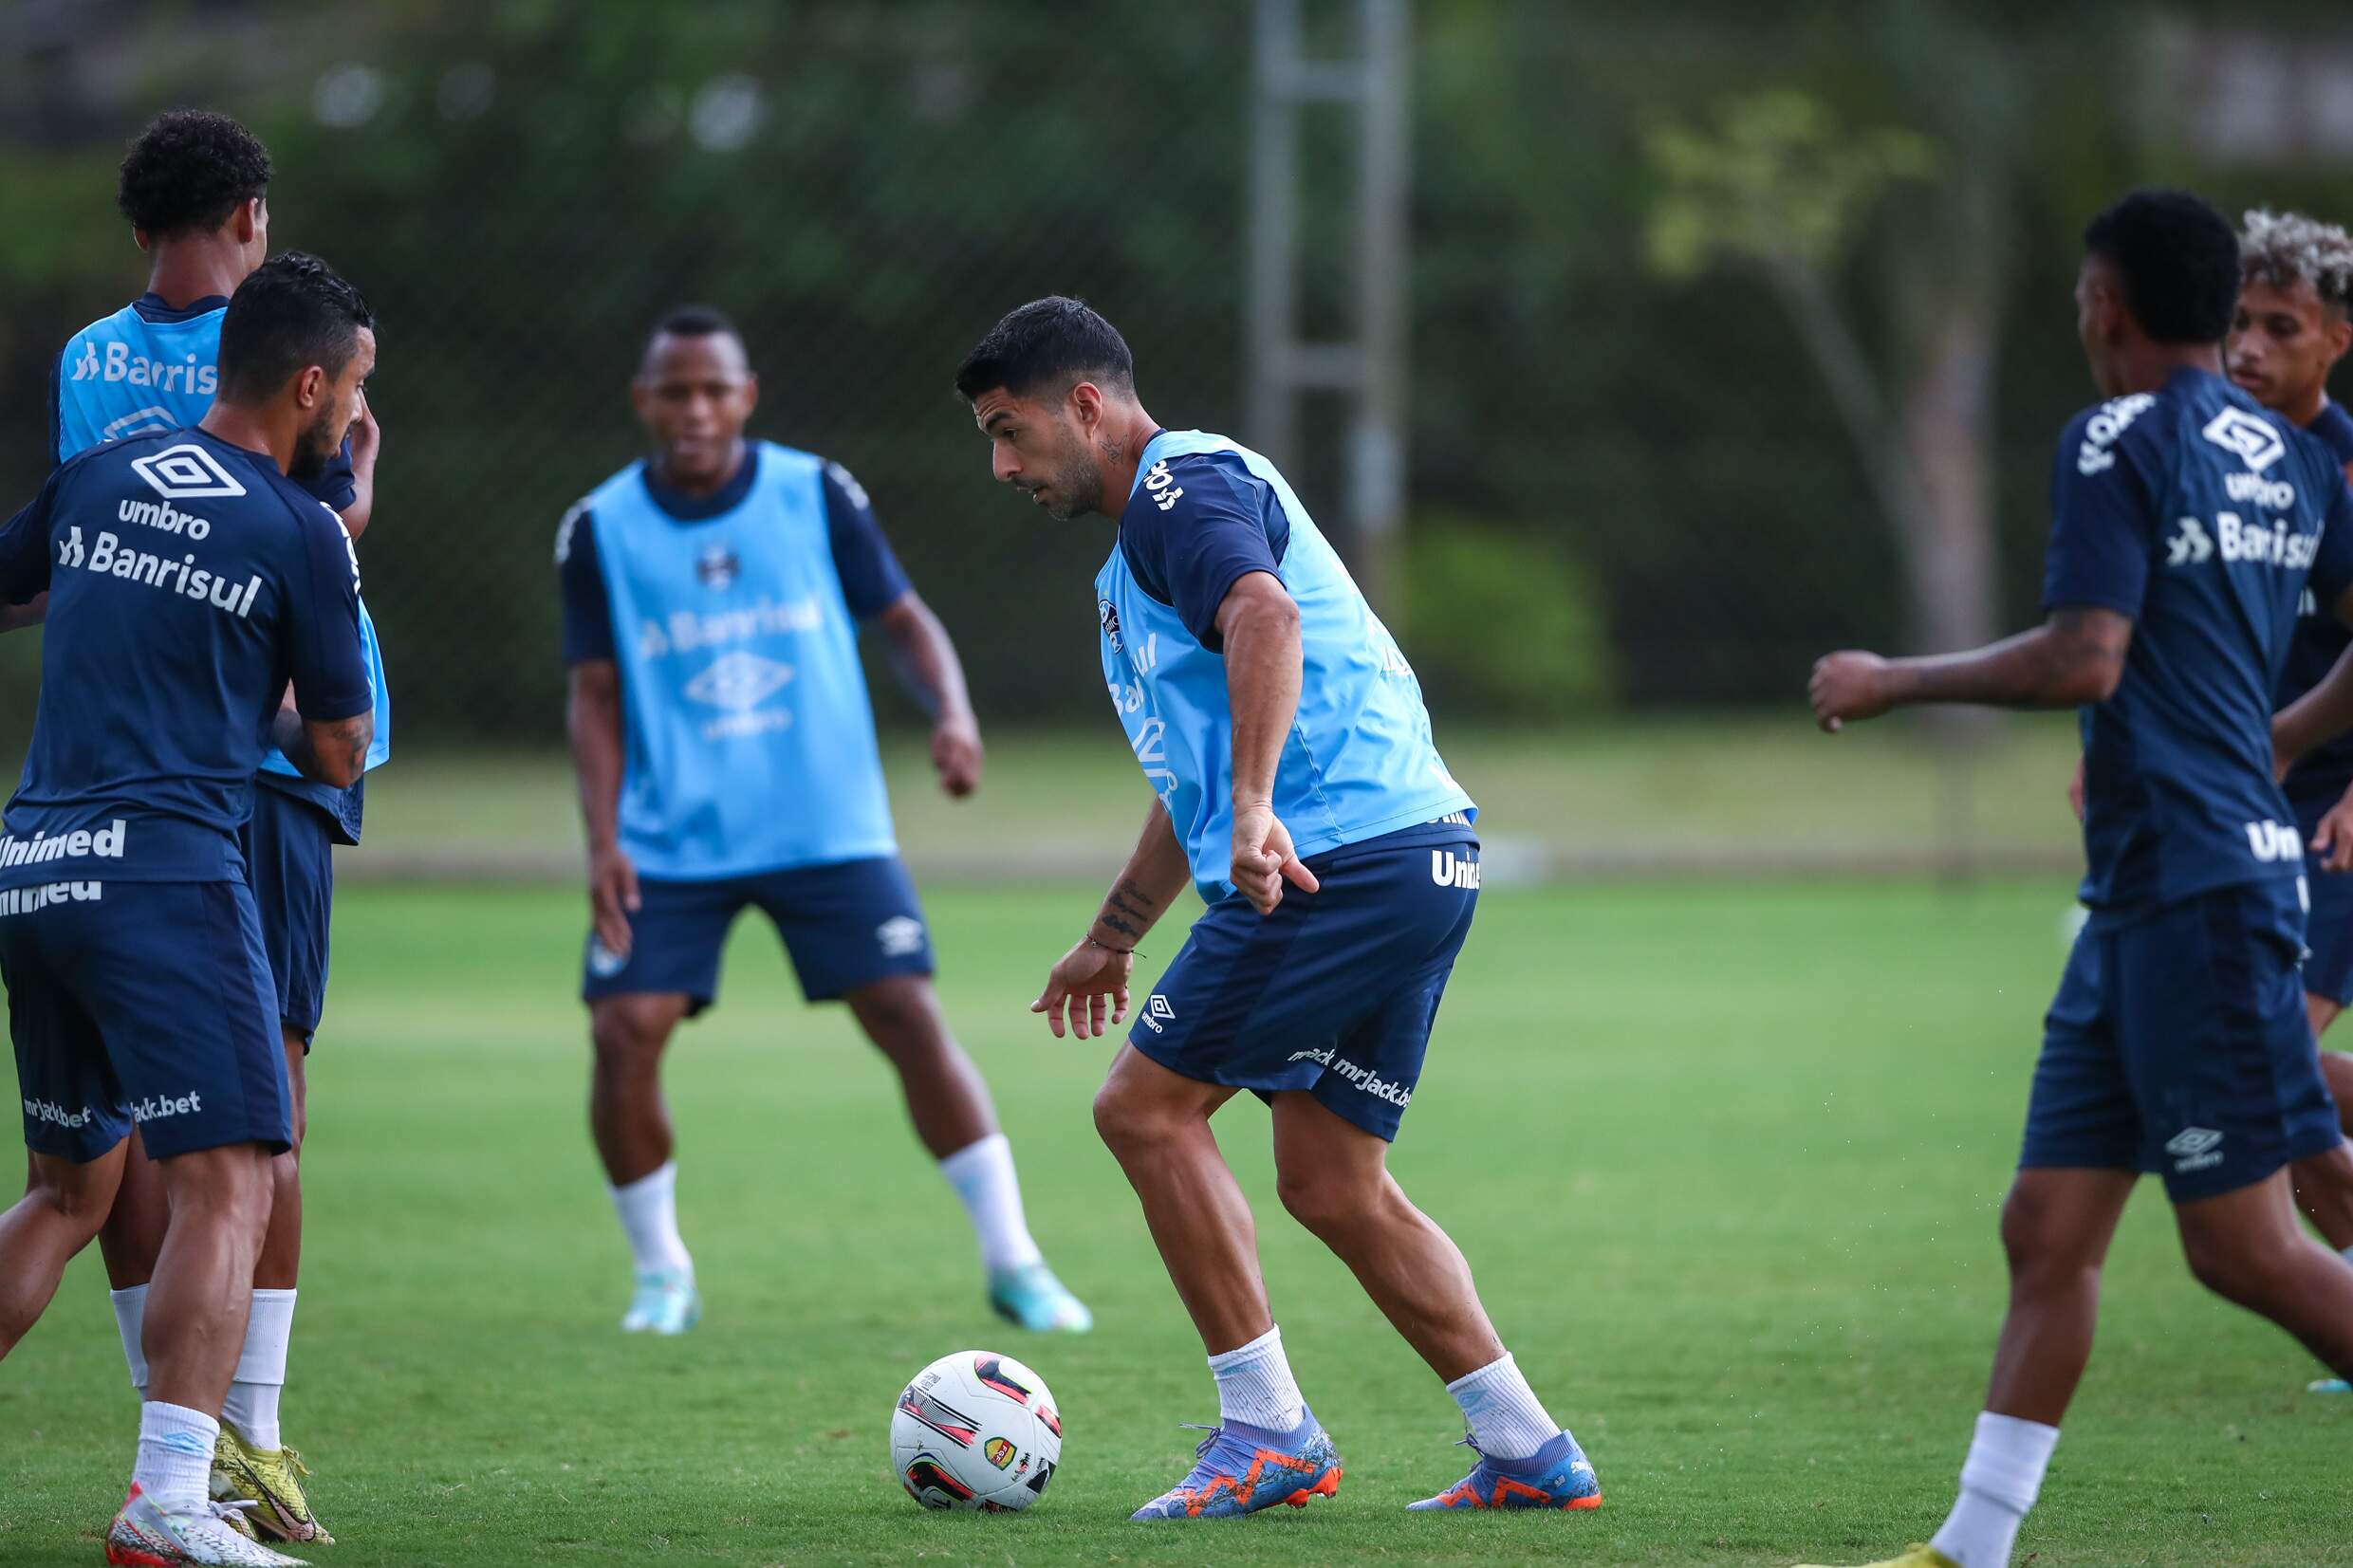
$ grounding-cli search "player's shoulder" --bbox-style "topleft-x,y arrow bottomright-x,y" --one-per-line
2059,388 -> 2171,482
2306,400 -> 2353,470
1125,434 -> 1267,524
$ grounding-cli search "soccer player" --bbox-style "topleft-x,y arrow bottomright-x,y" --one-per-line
43,109 -> 391,1546
556,306 -> 1088,1337
954,297 -> 1601,1520
0,251 -> 375,1568
1804,191 -> 2353,1568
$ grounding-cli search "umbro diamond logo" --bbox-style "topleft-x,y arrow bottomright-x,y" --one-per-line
130,443 -> 247,501
2202,407 -> 2288,472
877,916 -> 926,957
2165,1126 -> 2225,1172
1139,994 -> 1176,1034
682,651 -> 794,712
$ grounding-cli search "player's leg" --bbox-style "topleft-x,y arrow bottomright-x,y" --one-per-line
582,874 -> 729,1335
84,879 -> 310,1567
0,1144 -> 126,1356
2174,1169 -> 2353,1367
207,788 -> 336,1544
771,857 -> 1088,1332
1093,1042 -> 1342,1519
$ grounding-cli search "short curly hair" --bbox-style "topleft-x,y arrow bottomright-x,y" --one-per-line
2240,209 -> 2353,316
117,110 -> 272,238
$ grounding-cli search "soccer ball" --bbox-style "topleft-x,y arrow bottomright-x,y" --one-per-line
890,1350 -> 1063,1512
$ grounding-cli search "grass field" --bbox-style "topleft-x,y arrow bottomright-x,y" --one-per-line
4,877 -> 2348,1567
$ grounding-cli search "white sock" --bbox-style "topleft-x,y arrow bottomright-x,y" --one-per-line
220,1288 -> 295,1451
1929,1411 -> 2061,1568
937,1133 -> 1045,1275
1207,1324 -> 1307,1432
608,1160 -> 692,1277
110,1284 -> 150,1398
1447,1352 -> 1563,1462
132,1401 -> 218,1513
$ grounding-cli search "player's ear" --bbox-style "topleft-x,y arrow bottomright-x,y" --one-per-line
739,373 -> 759,418
294,364 -> 326,410
2327,312 -> 2353,362
629,377 -> 651,422
1069,380 -> 1102,430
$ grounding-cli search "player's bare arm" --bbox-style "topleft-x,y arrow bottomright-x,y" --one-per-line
1033,800 -> 1191,1041
875,590 -> 984,798
566,658 -> 638,958
338,392 -> 380,539
269,705 -> 372,789
1219,568 -> 1318,913
1810,607 -> 2133,732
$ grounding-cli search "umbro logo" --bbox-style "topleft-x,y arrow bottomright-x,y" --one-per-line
682,651 -> 793,712
130,443 -> 246,501
1139,994 -> 1176,1034
2202,407 -> 2287,472
877,916 -> 926,957
2165,1126 -> 2225,1172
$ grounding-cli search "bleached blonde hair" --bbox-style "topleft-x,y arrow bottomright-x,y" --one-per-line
2240,208 -> 2353,313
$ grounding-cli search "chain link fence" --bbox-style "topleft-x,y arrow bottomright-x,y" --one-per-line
0,1 -> 2348,803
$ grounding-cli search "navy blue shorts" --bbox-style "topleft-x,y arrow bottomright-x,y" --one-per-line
6,879 -> 291,1164
581,856 -> 933,1012
2025,879 -> 2343,1202
239,786 -> 336,1045
1127,831 -> 1480,1142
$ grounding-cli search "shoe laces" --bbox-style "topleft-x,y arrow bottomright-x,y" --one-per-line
1176,1421 -> 1222,1461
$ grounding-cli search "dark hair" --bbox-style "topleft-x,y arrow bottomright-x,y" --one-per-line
215,251 -> 374,404
954,296 -> 1134,401
117,110 -> 272,238
642,304 -> 748,369
2083,190 -> 2241,345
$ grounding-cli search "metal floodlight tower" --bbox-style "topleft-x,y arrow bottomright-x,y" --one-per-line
1248,0 -> 1411,614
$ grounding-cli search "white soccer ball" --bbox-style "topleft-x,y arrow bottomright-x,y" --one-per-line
890,1350 -> 1063,1512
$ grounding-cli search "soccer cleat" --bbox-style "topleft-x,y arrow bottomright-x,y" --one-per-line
1129,1407 -> 1342,1520
2310,1376 -> 2350,1394
211,1426 -> 332,1545
1792,1547 -> 1958,1568
621,1267 -> 699,1335
1408,1430 -> 1602,1511
105,1483 -> 309,1566
987,1262 -> 1093,1334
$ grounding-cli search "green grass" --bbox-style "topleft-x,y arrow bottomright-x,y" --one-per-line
346,712 -> 2087,880
4,878 -> 2346,1566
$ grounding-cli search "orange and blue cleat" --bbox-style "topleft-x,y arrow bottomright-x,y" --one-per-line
1408,1430 -> 1601,1511
1129,1407 -> 1343,1521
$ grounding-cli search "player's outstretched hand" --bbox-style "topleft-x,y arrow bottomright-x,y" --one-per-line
1032,937 -> 1132,1040
933,715 -> 984,799
588,842 -> 640,959
2313,785 -> 2353,874
1231,802 -> 1318,916
1809,650 -> 1895,733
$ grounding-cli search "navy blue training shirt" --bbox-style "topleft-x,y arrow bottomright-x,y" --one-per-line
559,447 -> 910,663
2274,398 -> 2353,819
1116,440 -> 1292,651
2045,366 -> 2353,916
0,428 -> 370,888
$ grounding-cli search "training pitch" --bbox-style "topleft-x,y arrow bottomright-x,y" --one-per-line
3,879 -> 2346,1566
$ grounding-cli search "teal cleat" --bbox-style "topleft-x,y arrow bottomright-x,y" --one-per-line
988,1262 -> 1092,1334
621,1268 -> 699,1335
2310,1377 -> 2350,1394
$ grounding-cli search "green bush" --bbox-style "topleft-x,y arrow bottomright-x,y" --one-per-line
1399,516 -> 1616,717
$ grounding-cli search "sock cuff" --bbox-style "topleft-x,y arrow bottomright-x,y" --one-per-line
140,1400 -> 219,1455
937,1132 -> 1010,1183
1959,1411 -> 2061,1513
610,1160 -> 677,1200
1445,1351 -> 1517,1396
1207,1324 -> 1284,1373
110,1283 -> 150,1306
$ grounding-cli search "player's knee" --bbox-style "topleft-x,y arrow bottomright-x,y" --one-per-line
850,980 -> 943,1059
22,1165 -> 111,1238
590,1001 -> 671,1064
1091,1081 -> 1172,1162
1996,1181 -> 2087,1288
2180,1226 -> 2300,1308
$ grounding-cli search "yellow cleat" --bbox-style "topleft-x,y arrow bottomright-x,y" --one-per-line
212,1426 -> 335,1546
1794,1548 -> 1959,1568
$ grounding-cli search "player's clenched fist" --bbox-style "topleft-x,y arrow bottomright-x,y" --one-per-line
1031,936 -> 1132,1040
1809,650 -> 1896,733
932,714 -> 984,798
587,842 -> 640,960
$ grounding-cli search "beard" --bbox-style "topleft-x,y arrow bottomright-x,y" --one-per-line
1035,443 -> 1102,522
287,403 -> 343,481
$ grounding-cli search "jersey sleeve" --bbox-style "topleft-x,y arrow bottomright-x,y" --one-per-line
823,462 -> 911,619
284,502 -> 372,721
555,502 -> 617,663
0,471 -> 60,603
1121,455 -> 1286,650
2314,477 -> 2353,610
297,434 -> 359,513
2041,404 -> 2159,619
